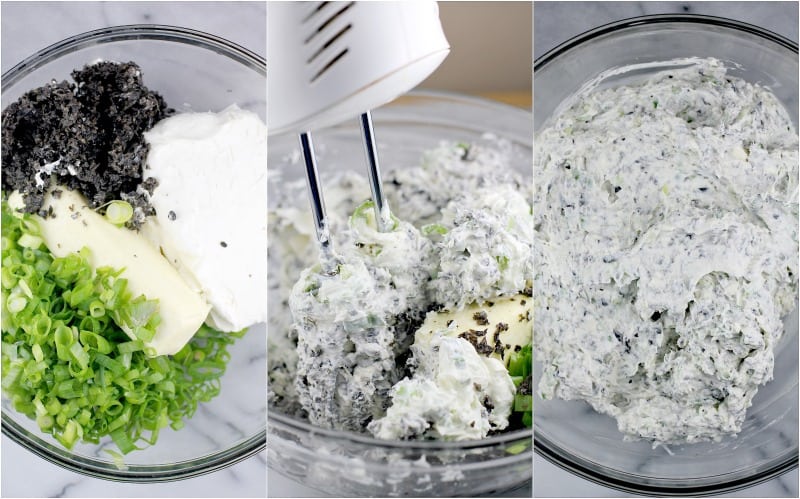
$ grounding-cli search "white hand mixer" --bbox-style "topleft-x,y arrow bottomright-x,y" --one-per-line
267,1 -> 449,270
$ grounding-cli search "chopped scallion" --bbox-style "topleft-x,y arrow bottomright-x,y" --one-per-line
104,200 -> 134,226
1,200 -> 244,454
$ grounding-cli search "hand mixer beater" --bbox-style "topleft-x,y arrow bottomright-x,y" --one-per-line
267,1 -> 450,270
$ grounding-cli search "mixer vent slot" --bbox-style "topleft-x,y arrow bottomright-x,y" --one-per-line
304,1 -> 354,44
304,1 -> 353,83
311,48 -> 349,83
307,23 -> 352,64
303,2 -> 330,23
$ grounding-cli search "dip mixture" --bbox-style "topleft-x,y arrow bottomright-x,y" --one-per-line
268,137 -> 533,440
535,58 -> 799,443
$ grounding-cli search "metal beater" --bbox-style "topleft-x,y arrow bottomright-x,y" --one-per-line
267,1 -> 450,269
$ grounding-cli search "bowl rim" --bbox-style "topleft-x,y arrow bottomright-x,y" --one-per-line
533,13 -> 798,496
1,23 -> 266,86
1,24 -> 266,482
269,410 -> 533,452
534,13 -> 799,73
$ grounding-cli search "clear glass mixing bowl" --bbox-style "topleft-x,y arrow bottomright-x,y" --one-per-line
534,14 -> 798,495
267,91 -> 533,497
1,25 -> 266,482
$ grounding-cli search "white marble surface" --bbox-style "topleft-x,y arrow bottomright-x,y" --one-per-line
0,2 -> 266,498
1,1 -> 265,73
1,433 -> 267,498
533,1 -> 799,497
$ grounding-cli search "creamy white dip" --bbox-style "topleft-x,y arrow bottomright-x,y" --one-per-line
535,58 -> 799,443
367,331 -> 515,441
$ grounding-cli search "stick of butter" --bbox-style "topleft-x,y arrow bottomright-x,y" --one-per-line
414,294 -> 532,366
10,189 -> 211,356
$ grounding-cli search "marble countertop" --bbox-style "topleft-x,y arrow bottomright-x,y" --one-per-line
534,2 -> 798,497
0,2 -> 265,497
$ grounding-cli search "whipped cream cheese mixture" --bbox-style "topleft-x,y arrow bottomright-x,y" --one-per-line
535,58 -> 799,443
268,137 -> 533,440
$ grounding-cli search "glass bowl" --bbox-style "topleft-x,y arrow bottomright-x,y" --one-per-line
534,14 -> 798,495
267,91 -> 533,497
1,25 -> 266,482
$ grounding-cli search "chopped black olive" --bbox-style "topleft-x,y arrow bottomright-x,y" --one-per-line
473,311 -> 489,326
1,61 -> 171,228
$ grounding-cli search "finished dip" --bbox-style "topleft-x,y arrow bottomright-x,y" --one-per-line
535,58 -> 799,443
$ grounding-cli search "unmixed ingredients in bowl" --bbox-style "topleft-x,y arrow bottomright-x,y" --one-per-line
535,57 -> 799,444
269,136 -> 533,440
1,61 -> 266,454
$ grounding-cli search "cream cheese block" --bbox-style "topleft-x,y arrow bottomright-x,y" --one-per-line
414,293 -> 532,365
10,189 -> 211,356
143,105 -> 267,332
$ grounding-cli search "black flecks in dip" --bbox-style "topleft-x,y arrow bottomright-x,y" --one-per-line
1,61 -> 171,227
458,328 -> 494,356
472,310 -> 489,326
220,241 -> 228,248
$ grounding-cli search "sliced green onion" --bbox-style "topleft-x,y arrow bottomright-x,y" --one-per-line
56,379 -> 85,399
117,340 -> 144,354
17,233 -> 43,249
104,448 -> 129,471
104,201 -> 134,226
514,394 -> 532,412
350,199 -> 400,231
505,441 -> 530,455
7,295 -> 26,313
54,324 -> 75,361
421,223 -> 448,236
56,419 -> 83,448
2,364 -> 22,390
507,344 -> 531,377
93,353 -> 125,377
88,300 -> 105,318
506,343 -> 532,427
1,200 -> 243,455
351,199 -> 376,225
32,343 -> 44,363
79,330 -> 113,354
495,255 -> 510,271
37,413 -> 55,431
